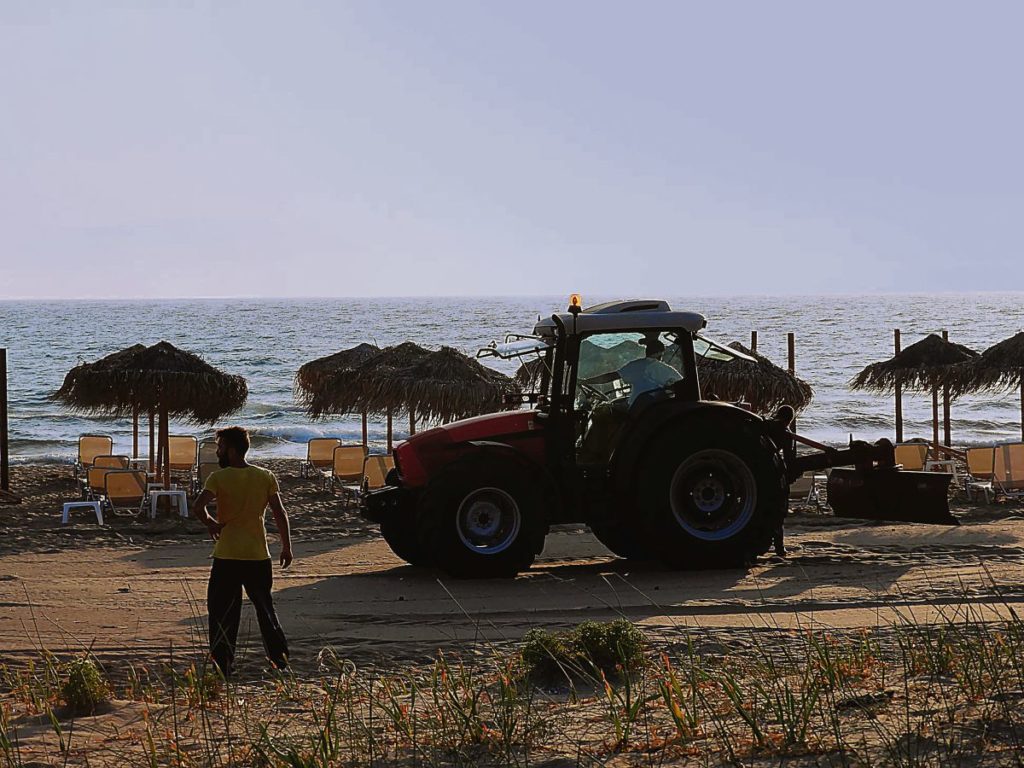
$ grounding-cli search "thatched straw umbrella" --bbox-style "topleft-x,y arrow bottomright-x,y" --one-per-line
515,358 -> 546,390
379,347 -> 519,432
850,333 -> 977,454
295,343 -> 381,447
950,330 -> 1024,441
308,342 -> 431,450
53,341 -> 247,486
309,343 -> 518,449
696,342 -> 814,415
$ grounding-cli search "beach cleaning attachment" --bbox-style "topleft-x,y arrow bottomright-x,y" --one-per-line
786,432 -> 957,526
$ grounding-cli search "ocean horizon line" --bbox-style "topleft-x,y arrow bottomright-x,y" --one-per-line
3,290 -> 1024,303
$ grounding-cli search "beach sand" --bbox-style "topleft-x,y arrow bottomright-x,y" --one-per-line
2,460 -> 1023,672
4,461 -> 1024,765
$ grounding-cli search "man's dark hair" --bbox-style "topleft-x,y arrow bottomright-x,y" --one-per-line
216,426 -> 250,457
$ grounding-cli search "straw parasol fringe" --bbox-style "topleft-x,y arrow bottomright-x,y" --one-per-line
949,330 -> 1024,441
295,343 -> 382,446
850,333 -> 977,453
294,343 -> 381,407
53,342 -> 247,424
697,342 -> 814,415
850,334 -> 978,395
52,341 -> 247,484
306,342 -> 430,422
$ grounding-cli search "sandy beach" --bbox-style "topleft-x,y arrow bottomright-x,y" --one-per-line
3,460 -> 1024,765
4,460 -> 1024,671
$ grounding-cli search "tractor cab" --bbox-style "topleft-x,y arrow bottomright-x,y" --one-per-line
480,297 -> 753,470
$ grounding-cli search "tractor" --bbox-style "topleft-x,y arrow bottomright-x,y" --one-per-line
363,298 -> 954,578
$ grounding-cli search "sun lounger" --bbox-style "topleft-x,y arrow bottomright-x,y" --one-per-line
93,455 -> 130,469
196,461 -> 219,496
103,470 -> 148,515
197,440 -> 218,465
788,470 -> 826,508
168,435 -> 199,485
302,438 -> 342,478
362,455 -> 396,492
325,445 -> 368,497
83,466 -> 118,500
964,446 -> 995,503
993,443 -> 1024,500
75,434 -> 113,479
894,443 -> 928,472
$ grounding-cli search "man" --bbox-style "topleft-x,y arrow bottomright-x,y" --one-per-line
616,335 -> 682,407
577,334 -> 683,462
193,426 -> 292,677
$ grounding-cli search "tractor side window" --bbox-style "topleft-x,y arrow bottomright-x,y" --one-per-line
576,331 -> 684,409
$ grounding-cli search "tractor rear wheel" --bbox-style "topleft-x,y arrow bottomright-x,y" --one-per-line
416,457 -> 545,578
639,418 -> 785,569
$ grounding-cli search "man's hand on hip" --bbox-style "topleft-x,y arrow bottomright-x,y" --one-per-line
203,515 -> 224,540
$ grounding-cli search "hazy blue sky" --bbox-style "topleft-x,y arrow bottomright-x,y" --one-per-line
2,2 -> 1023,299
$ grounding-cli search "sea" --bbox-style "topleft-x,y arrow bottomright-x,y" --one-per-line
0,294 -> 1022,464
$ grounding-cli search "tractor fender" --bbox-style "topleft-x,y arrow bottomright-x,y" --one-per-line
609,400 -> 773,502
460,441 -> 560,521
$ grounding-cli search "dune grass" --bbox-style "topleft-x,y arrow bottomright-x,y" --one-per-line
3,600 -> 1024,766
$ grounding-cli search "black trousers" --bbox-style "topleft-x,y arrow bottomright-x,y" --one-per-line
207,557 -> 289,676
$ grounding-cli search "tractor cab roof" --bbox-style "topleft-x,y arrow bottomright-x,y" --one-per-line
534,299 -> 707,339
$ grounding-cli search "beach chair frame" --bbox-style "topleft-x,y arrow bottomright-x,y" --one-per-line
325,445 -> 368,500
303,438 -> 342,479
964,446 -> 995,503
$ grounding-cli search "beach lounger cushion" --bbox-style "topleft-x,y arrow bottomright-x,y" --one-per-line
894,443 -> 928,472
303,438 -> 342,478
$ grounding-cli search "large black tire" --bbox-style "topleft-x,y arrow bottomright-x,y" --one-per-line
638,417 -> 785,569
381,510 -> 431,567
590,520 -> 652,560
416,456 -> 546,578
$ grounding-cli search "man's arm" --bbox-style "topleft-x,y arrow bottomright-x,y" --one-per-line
268,493 -> 293,568
193,489 -> 223,540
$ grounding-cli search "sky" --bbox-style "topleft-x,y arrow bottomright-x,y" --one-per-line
1,1 -> 1023,299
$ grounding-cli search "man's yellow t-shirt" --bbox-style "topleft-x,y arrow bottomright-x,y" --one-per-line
203,466 -> 279,560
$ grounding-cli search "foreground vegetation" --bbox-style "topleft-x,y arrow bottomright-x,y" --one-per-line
4,609 -> 1024,766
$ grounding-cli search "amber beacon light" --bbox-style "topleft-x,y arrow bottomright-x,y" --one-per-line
567,294 -> 583,314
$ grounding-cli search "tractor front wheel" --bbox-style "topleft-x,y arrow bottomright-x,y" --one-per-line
416,458 -> 545,578
381,510 -> 431,567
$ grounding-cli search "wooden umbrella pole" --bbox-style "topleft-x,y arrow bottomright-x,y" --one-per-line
161,406 -> 170,489
931,387 -> 940,461
361,410 -> 368,450
132,406 -> 139,460
0,349 -> 8,492
787,332 -> 796,432
941,330 -> 951,447
894,329 -> 903,443
750,330 -> 757,354
409,407 -> 416,436
386,408 -> 393,452
155,413 -> 164,485
149,408 -> 156,474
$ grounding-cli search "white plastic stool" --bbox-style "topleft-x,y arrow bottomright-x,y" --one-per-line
149,490 -> 189,519
62,501 -> 104,525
